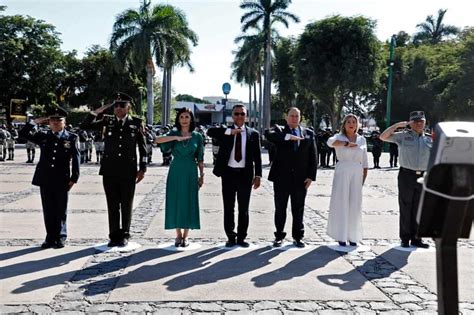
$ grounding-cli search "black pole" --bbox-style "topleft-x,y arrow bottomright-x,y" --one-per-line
435,165 -> 471,315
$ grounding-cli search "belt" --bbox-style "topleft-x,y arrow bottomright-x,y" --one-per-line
400,167 -> 424,176
227,166 -> 245,172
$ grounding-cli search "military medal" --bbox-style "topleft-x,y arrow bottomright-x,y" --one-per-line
64,141 -> 71,148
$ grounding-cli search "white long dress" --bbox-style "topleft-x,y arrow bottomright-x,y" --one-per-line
326,134 -> 368,243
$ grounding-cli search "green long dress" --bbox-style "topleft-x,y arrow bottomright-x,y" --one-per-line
160,130 -> 204,229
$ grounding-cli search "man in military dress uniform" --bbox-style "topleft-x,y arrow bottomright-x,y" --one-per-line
19,107 -> 80,248
380,111 -> 432,248
0,125 -> 9,161
81,93 -> 147,247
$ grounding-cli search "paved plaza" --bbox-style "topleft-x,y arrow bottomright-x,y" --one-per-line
1,145 -> 473,314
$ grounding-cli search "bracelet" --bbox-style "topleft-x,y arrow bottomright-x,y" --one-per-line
344,141 -> 349,147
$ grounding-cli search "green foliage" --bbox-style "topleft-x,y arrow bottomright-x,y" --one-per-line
295,15 -> 381,128
273,37 -> 297,106
0,13 -> 63,106
413,9 -> 459,45
175,94 -> 210,104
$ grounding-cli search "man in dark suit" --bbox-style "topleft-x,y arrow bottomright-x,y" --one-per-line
207,104 -> 262,247
19,106 -> 80,249
267,107 -> 318,248
81,93 -> 147,247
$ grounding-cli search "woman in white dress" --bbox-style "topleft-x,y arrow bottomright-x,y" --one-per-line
326,114 -> 368,246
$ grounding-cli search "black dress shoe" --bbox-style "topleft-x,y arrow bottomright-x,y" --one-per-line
41,241 -> 54,249
118,239 -> 129,247
273,239 -> 283,247
174,237 -> 182,247
237,240 -> 250,248
225,239 -> 236,247
338,241 -> 347,247
107,240 -> 119,247
400,240 -> 410,248
293,240 -> 305,248
349,242 -> 357,246
411,239 -> 429,248
55,240 -> 65,248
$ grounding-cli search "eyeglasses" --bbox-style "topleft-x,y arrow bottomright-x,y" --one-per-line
114,102 -> 127,108
233,112 -> 246,116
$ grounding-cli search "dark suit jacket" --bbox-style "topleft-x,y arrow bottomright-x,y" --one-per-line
81,113 -> 147,178
267,124 -> 318,190
19,123 -> 80,189
207,125 -> 262,178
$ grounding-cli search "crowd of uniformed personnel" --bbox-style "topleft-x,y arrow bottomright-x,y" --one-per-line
2,98 -> 431,251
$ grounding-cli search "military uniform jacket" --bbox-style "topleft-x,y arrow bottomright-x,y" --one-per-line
267,125 -> 318,189
19,123 -> 80,188
82,113 -> 147,178
385,129 -> 432,171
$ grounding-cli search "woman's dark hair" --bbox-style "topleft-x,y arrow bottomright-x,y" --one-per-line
174,107 -> 196,131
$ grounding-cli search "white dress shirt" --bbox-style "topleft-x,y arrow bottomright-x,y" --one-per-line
226,125 -> 246,168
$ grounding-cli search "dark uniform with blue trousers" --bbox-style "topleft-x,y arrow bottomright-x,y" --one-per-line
384,111 -> 432,247
19,108 -> 80,248
82,104 -> 147,245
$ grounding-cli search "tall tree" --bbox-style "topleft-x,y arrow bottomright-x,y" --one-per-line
232,30 -> 265,128
413,9 -> 459,45
0,13 -> 63,107
240,0 -> 299,129
111,0 -> 196,124
295,15 -> 381,129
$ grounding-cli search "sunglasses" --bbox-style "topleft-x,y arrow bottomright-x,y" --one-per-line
114,102 -> 128,108
233,112 -> 246,116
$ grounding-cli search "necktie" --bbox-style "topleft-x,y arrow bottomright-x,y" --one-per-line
119,120 -> 123,127
291,128 -> 298,151
235,128 -> 242,162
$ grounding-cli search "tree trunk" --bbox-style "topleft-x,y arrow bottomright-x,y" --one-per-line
263,35 -> 272,130
166,67 -> 172,125
161,68 -> 167,125
146,59 -> 155,124
258,73 -> 263,133
248,84 -> 252,127
253,81 -> 257,129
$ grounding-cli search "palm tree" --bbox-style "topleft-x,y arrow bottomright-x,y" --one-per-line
110,0 -> 196,124
233,31 -> 265,128
240,0 -> 299,129
413,9 -> 460,45
156,6 -> 197,125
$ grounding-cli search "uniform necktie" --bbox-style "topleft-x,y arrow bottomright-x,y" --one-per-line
291,128 -> 298,151
119,120 -> 123,127
235,128 -> 242,162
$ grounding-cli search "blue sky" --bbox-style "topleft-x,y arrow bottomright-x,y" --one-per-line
3,0 -> 473,103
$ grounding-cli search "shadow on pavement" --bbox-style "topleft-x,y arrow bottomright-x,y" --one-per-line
317,247 -> 412,291
10,248 -> 175,294
251,246 -> 340,288
164,246 -> 282,291
82,247 -> 226,296
0,246 -> 43,262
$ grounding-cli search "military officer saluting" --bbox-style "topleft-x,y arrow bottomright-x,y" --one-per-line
19,106 -> 80,248
81,92 -> 147,247
380,111 -> 432,248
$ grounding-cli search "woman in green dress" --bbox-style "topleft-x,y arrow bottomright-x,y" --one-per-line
155,108 -> 204,247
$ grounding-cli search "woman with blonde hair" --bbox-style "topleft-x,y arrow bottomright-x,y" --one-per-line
326,114 -> 368,246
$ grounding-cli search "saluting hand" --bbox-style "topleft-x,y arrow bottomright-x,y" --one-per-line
230,128 -> 243,136
136,170 -> 145,184
34,117 -> 49,125
347,142 -> 358,148
93,103 -> 113,115
289,135 -> 304,141
176,136 -> 192,142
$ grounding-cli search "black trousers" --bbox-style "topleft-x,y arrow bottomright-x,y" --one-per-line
221,167 -> 253,241
274,183 -> 306,241
40,186 -> 68,242
398,168 -> 423,242
390,152 -> 398,166
103,176 -> 136,241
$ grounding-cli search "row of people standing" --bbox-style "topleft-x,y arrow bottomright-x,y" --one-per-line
19,92 -> 431,251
